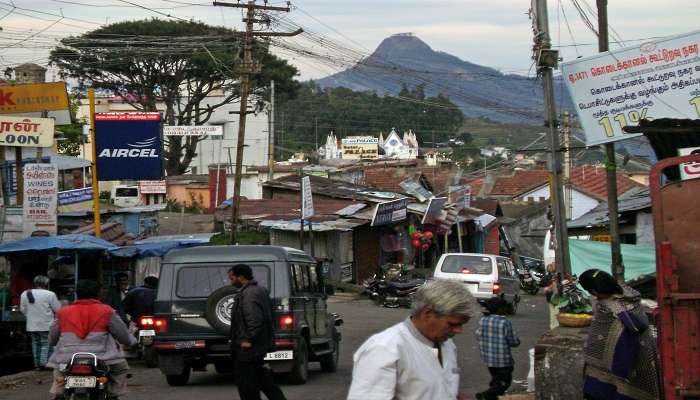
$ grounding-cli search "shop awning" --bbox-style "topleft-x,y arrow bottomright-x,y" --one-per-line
0,234 -> 118,255
109,240 -> 208,258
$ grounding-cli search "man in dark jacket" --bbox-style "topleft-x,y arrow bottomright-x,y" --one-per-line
123,276 -> 158,322
228,264 -> 286,400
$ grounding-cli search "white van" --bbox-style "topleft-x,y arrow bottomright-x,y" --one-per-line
111,185 -> 140,208
433,253 -> 521,314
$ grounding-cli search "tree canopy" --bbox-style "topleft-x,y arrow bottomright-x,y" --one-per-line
50,18 -> 299,175
275,82 -> 465,156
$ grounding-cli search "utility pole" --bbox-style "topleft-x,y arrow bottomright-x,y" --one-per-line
562,112 -> 572,220
268,80 -> 275,181
597,0 -> 624,282
214,0 -> 301,244
534,0 -> 571,276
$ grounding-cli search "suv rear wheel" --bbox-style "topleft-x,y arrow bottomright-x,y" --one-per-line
320,335 -> 339,373
165,367 -> 191,386
287,338 -> 309,384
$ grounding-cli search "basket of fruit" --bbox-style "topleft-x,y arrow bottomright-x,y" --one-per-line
557,312 -> 592,327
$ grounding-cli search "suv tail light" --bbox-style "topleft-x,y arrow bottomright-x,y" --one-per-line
492,283 -> 501,294
274,339 -> 296,349
278,315 -> 294,331
139,315 -> 168,333
69,364 -> 93,375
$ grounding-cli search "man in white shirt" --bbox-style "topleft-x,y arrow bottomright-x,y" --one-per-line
347,279 -> 475,400
20,275 -> 61,370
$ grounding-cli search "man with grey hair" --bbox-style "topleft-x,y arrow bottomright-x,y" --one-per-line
347,279 -> 474,400
20,275 -> 61,370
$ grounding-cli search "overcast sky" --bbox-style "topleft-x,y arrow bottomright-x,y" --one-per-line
1,0 -> 699,80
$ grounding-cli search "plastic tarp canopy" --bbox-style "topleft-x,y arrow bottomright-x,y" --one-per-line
569,239 -> 656,281
108,240 -> 207,258
0,234 -> 118,255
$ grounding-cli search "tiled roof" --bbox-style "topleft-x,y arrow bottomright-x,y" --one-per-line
215,198 -> 365,223
490,169 -> 550,196
488,166 -> 642,199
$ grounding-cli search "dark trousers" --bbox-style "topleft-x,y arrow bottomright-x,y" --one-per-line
478,366 -> 513,400
234,358 -> 287,400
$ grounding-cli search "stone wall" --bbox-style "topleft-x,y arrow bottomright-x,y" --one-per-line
535,326 -> 587,400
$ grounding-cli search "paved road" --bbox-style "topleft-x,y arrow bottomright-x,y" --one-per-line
0,293 -> 549,400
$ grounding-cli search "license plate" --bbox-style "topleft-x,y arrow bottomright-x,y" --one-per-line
139,330 -> 155,337
66,376 -> 97,388
264,350 -> 293,361
523,277 -> 533,282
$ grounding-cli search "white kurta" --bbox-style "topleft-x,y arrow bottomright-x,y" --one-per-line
347,318 -> 460,400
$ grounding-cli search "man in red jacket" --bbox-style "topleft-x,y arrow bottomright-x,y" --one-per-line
47,280 -> 136,399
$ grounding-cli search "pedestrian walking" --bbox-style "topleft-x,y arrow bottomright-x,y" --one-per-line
347,279 -> 475,400
19,275 -> 61,370
579,269 -> 662,400
104,272 -> 130,323
228,264 -> 287,400
475,297 -> 520,400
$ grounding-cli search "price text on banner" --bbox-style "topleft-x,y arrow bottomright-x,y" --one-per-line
562,29 -> 700,146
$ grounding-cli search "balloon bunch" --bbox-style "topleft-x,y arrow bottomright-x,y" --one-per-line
410,230 -> 434,251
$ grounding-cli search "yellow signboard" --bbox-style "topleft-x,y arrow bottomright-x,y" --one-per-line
0,82 -> 69,114
342,136 -> 379,160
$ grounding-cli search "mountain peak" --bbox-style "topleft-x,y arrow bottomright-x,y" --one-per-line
373,33 -> 434,59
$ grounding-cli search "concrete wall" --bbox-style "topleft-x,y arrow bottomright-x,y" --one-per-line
167,184 -> 209,208
226,170 -> 297,201
519,186 -> 599,220
503,208 -> 550,260
635,210 -> 654,246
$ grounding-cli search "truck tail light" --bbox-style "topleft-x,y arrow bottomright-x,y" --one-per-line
492,283 -> 501,294
278,315 -> 294,331
140,315 -> 168,333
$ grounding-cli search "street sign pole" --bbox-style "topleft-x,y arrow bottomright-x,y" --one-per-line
88,89 -> 101,237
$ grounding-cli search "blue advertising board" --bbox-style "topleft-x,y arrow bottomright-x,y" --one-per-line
94,113 -> 162,180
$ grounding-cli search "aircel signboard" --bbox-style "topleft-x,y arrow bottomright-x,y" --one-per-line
562,29 -> 700,146
0,115 -> 55,147
95,113 -> 162,180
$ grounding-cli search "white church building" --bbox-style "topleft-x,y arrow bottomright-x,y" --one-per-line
320,128 -> 419,161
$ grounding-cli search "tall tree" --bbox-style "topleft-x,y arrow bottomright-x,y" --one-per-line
50,19 -> 299,175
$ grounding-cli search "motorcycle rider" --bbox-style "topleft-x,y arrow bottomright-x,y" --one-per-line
47,279 -> 137,400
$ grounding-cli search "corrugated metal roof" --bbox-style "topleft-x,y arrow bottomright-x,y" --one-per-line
568,186 -> 650,229
260,218 -> 368,232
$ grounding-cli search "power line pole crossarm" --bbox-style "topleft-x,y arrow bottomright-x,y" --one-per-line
213,0 -> 301,244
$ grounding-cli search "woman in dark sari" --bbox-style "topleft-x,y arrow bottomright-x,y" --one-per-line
579,269 -> 662,400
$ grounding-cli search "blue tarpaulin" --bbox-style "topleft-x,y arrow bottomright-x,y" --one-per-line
0,234 -> 118,255
109,240 -> 206,258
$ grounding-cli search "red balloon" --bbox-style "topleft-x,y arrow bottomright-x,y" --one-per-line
411,239 -> 422,248
421,243 -> 431,251
411,231 -> 423,240
424,231 -> 434,240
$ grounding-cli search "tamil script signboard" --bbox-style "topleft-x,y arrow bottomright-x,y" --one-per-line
342,136 -> 379,160
23,163 -> 58,236
0,82 -> 71,125
163,125 -> 223,136
95,113 -> 163,180
301,176 -> 314,219
57,187 -> 93,213
0,115 -> 55,147
139,180 -> 167,194
562,29 -> 700,146
371,198 -> 408,226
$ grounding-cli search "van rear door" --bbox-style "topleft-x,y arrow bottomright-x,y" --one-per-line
436,254 -> 496,295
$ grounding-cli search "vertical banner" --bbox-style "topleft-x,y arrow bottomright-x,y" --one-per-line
301,176 -> 314,219
23,163 -> 58,236
95,113 -> 163,180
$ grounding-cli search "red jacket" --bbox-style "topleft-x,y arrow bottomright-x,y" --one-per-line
57,299 -> 112,339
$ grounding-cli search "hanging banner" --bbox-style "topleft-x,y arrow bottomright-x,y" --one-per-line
57,187 -> 93,213
421,197 -> 447,225
371,198 -> 408,226
399,177 -> 433,202
95,113 -> 163,180
448,185 -> 471,211
562,29 -> 700,146
163,125 -> 223,136
0,115 -> 55,147
301,176 -> 314,219
23,163 -> 58,236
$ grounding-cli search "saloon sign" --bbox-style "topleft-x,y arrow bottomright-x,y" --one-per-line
0,115 -> 55,147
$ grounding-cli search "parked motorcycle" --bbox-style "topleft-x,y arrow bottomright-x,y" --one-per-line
362,274 -> 425,308
518,269 -> 540,295
60,352 -> 110,400
136,317 -> 158,368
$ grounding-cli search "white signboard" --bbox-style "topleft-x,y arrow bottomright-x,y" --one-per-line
301,176 -> 314,219
0,115 -> 55,147
562,29 -> 700,146
679,147 -> 700,180
139,180 -> 167,194
341,136 -> 379,160
23,163 -> 58,236
448,185 -> 471,211
164,125 -> 223,136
